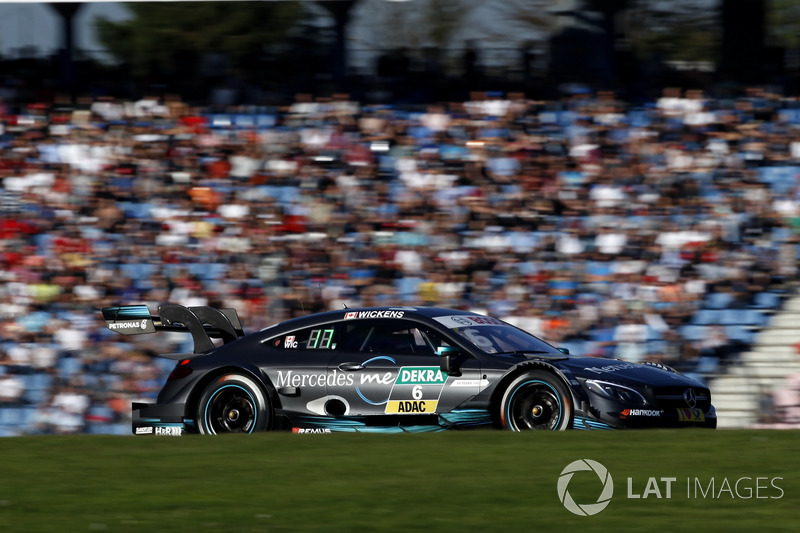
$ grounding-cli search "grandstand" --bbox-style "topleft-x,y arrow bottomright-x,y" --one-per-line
1,87 -> 799,435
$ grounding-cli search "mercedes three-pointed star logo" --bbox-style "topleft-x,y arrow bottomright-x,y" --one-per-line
684,388 -> 697,408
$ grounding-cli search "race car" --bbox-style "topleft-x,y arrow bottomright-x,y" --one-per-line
102,304 -> 717,435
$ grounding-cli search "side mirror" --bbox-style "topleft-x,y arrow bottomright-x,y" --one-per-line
437,346 -> 462,376
557,347 -> 570,355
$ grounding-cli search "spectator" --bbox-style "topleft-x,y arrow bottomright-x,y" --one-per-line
0,84 -> 797,436
0,373 -> 25,406
613,315 -> 649,363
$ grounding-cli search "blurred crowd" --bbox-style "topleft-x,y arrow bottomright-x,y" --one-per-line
1,85 -> 799,434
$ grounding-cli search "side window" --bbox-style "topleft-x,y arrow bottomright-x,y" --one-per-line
342,320 -> 441,356
269,324 -> 341,351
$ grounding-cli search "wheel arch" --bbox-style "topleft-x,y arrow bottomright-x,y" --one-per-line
489,361 -> 576,429
186,365 -> 280,430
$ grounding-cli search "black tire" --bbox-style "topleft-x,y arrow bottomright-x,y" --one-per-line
499,371 -> 572,431
197,373 -> 271,434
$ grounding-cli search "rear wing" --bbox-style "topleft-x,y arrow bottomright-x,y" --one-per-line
102,304 -> 245,355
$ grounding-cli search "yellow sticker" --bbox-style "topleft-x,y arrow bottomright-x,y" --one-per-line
677,408 -> 705,422
385,400 -> 438,414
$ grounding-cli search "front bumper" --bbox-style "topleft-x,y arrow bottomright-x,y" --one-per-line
574,401 -> 717,429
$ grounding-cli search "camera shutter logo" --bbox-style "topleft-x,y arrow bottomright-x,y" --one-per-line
557,459 -> 614,516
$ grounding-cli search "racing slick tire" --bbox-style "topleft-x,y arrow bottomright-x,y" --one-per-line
499,370 -> 572,431
197,373 -> 271,434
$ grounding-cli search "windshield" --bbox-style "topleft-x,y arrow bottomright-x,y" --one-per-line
433,315 -> 562,355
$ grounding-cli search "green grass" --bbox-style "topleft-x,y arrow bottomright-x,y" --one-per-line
0,430 -> 798,532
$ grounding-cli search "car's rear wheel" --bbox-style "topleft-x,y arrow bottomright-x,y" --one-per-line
499,371 -> 572,430
197,373 -> 270,434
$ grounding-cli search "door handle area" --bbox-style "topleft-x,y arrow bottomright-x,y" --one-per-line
338,362 -> 364,371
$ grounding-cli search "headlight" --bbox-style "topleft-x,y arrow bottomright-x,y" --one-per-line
584,379 -> 647,405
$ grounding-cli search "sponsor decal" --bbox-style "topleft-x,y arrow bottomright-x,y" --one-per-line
450,378 -> 490,388
584,363 -> 641,374
677,408 -> 705,422
135,426 -> 154,435
396,367 -> 447,385
360,372 -> 394,385
284,335 -> 298,349
354,356 -> 397,406
385,400 -> 437,413
434,315 -> 504,328
463,315 -> 503,325
344,310 -> 405,320
383,366 -> 448,414
108,319 -> 150,330
277,370 -> 354,388
292,428 -> 332,434
154,426 -> 182,436
620,409 -> 663,418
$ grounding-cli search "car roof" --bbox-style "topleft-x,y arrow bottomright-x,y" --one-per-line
258,306 -> 477,333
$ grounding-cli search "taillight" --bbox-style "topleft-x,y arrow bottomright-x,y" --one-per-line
167,361 -> 193,381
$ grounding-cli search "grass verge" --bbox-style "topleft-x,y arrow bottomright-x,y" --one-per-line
0,429 -> 797,532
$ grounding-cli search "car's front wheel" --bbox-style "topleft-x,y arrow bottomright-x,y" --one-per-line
197,373 -> 271,434
499,370 -> 572,430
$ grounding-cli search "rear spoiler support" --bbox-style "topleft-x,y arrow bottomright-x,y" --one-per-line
102,304 -> 245,354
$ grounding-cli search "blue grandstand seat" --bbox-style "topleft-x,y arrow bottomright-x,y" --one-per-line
546,110 -> 575,126
255,114 -> 277,129
742,309 -> 768,327
646,340 -> 667,354
679,324 -> 707,342
591,328 -> 615,344
29,373 -> 52,390
378,154 -> 395,173
22,373 -> 50,405
586,261 -> 613,281
692,309 -> 720,325
695,356 -> 720,374
87,423 -> 128,435
645,325 -> 663,341
86,406 -> 115,424
778,109 -> 800,123
408,126 -> 433,141
57,357 -> 83,379
626,109 -> 651,127
758,166 -> 800,194
0,407 -> 26,426
558,171 -> 586,187
394,277 -> 423,302
705,292 -> 735,310
719,308 -> 744,325
750,291 -> 780,310
725,325 -> 755,344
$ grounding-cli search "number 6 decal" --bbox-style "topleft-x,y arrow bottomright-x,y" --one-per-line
463,328 -> 494,350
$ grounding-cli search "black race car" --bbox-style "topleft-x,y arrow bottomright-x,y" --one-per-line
102,304 -> 716,435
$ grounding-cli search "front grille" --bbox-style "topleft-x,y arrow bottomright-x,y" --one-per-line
653,386 -> 711,412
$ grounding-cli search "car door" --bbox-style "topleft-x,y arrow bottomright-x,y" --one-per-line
263,322 -> 344,416
327,318 -> 482,417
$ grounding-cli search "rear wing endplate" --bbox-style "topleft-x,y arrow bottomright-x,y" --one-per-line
102,304 -> 245,354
